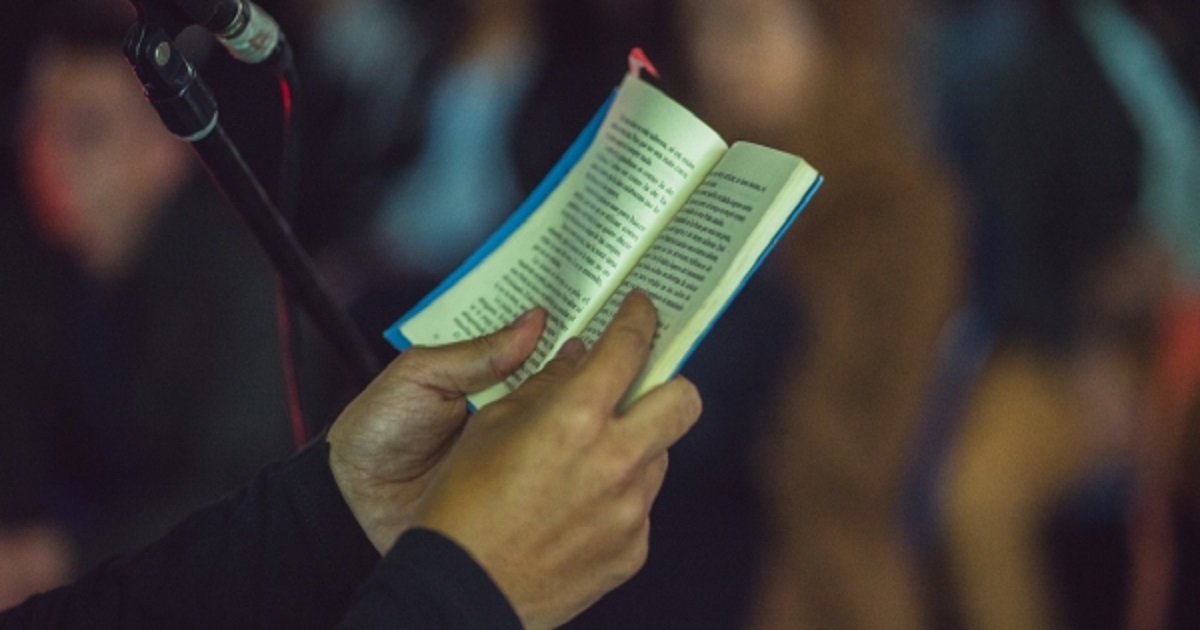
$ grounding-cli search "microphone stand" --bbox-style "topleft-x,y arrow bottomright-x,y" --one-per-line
123,1 -> 381,391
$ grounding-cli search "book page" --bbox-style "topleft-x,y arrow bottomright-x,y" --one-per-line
580,142 -> 820,404
393,74 -> 728,407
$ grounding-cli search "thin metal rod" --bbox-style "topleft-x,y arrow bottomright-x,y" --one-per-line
192,122 -> 381,389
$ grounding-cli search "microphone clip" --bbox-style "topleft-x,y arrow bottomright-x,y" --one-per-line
123,5 -> 219,142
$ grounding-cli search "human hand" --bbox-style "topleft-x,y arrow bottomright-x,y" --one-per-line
410,291 -> 703,629
326,308 -> 546,554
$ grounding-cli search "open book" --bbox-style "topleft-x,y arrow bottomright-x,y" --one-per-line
385,71 -> 822,408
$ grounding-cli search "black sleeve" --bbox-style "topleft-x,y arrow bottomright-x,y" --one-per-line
338,528 -> 522,630
2,443 -> 523,630
0,442 -> 380,629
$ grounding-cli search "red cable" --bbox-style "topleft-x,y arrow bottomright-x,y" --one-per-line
276,72 -> 307,448
277,292 -> 308,448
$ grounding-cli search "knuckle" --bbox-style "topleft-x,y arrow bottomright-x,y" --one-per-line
608,321 -> 654,352
388,347 -> 444,389
598,466 -> 649,523
396,346 -> 436,373
562,381 -> 615,415
613,494 -> 648,539
619,519 -> 651,577
551,405 -> 606,449
470,337 -> 508,382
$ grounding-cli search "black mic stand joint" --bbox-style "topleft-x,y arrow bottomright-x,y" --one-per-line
124,3 -> 216,140
124,3 -> 381,392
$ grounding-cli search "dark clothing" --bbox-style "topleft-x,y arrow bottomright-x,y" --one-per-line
339,529 -> 521,630
0,441 -> 521,629
0,178 -> 294,568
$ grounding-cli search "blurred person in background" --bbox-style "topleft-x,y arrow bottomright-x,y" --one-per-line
671,0 -> 966,628
267,0 -> 435,256
366,0 -> 543,279
0,0 -> 292,597
931,0 -> 1200,628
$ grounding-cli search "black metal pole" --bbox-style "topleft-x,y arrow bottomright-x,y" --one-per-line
190,123 -> 380,389
124,6 -> 380,390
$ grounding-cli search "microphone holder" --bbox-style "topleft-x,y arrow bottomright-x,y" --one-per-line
124,2 -> 380,390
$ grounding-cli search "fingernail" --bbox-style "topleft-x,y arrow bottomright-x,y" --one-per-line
555,337 -> 586,359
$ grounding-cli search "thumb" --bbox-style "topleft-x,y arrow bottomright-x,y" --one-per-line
404,307 -> 547,396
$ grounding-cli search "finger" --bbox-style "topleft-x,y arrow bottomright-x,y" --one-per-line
403,307 -> 546,395
616,376 -> 702,461
502,337 -> 586,406
571,291 -> 658,407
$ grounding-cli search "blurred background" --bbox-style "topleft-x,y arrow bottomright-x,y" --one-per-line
1,0 -> 1198,628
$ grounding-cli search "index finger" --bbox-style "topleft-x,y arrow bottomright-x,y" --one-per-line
570,290 -> 659,407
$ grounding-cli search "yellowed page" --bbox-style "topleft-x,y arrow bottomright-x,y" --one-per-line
579,142 -> 819,404
395,74 -> 727,407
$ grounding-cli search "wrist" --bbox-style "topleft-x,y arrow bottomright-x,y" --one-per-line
327,440 -> 417,554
